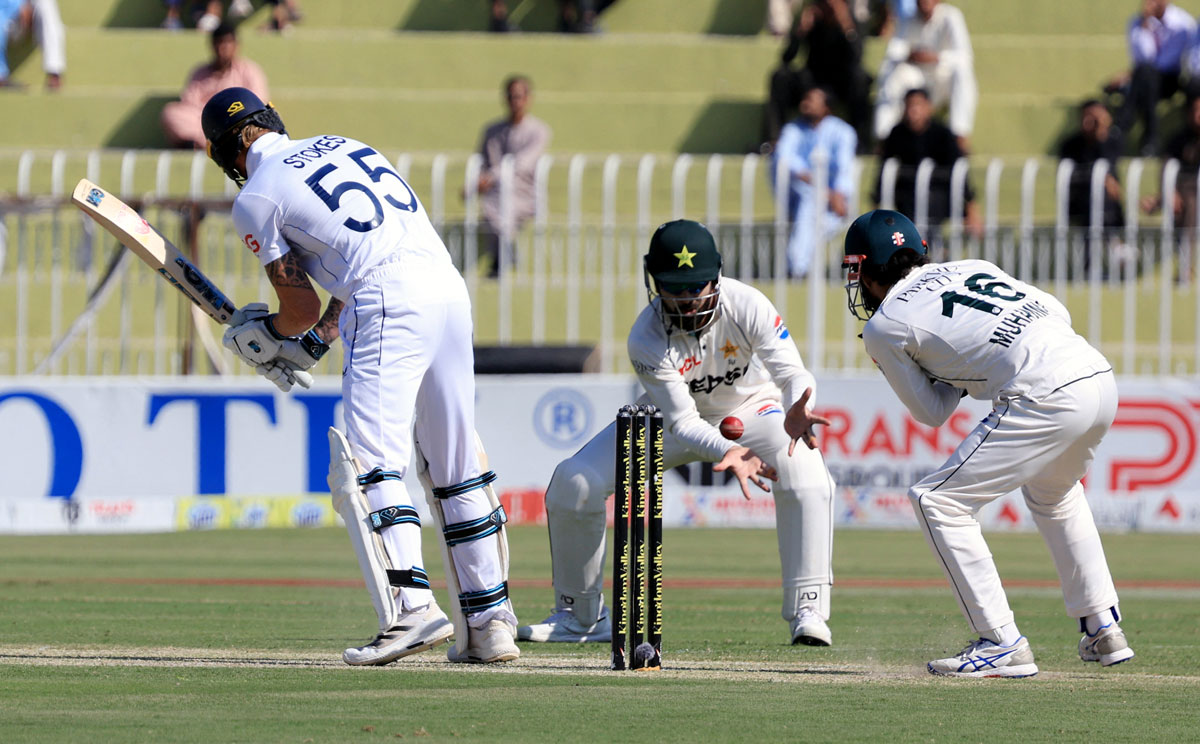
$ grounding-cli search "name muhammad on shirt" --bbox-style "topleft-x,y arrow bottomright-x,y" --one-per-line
988,299 -> 1051,347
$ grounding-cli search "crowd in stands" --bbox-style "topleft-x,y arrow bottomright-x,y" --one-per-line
764,0 -> 1200,277
488,0 -> 619,34
162,0 -> 301,33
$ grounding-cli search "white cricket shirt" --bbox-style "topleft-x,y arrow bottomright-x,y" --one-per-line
233,132 -> 452,300
862,259 -> 1112,427
628,277 -> 817,461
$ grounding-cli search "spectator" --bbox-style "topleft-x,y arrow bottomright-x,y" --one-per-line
765,0 -> 872,150
766,0 -> 803,36
264,0 -> 302,33
163,1 -> 252,32
487,0 -> 517,32
1060,99 -> 1126,236
470,75 -> 552,277
1142,95 -> 1200,279
873,88 -> 981,238
771,86 -> 857,278
1112,1 -> 1196,156
161,23 -> 269,149
0,0 -> 65,89
873,0 -> 976,150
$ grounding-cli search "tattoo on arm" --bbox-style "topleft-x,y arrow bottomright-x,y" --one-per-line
313,298 -> 344,343
265,251 -> 313,289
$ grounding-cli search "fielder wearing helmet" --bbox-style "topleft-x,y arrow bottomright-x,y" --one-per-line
840,209 -> 929,321
643,219 -> 723,334
840,208 -> 1133,678
200,86 -> 286,187
524,218 -> 838,649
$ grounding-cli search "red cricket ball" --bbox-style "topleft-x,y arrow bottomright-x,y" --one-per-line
719,416 -> 744,440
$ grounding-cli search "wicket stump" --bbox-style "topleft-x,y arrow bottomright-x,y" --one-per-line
611,404 -> 664,671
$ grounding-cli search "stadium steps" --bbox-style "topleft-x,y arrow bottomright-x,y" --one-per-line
54,0 -> 766,35
2,26 -> 1130,157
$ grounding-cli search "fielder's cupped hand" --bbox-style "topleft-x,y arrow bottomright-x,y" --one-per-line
785,387 -> 831,456
223,302 -> 286,366
713,445 -> 778,501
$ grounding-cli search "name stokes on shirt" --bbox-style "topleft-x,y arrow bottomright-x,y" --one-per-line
282,136 -> 348,169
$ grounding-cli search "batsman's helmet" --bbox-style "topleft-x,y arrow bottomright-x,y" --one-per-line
201,87 -> 286,187
841,209 -> 928,320
643,219 -> 723,333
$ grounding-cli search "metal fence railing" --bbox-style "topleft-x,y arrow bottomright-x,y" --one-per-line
2,149 -> 1198,377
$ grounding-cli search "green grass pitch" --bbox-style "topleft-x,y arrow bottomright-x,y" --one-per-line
1,526 -> 1196,742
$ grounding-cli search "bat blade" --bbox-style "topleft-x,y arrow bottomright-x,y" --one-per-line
70,178 -> 237,324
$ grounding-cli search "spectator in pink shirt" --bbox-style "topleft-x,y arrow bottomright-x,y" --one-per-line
161,23 -> 269,149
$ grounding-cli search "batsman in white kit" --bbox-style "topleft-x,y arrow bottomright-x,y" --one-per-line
519,220 -> 837,647
200,87 -> 519,665
841,209 -> 1134,677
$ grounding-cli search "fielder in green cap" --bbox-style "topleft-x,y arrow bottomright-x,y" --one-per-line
840,209 -> 1134,678
520,219 -> 839,649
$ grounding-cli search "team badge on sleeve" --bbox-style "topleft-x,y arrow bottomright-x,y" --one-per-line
774,316 -> 790,339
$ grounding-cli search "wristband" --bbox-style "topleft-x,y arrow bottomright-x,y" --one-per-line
300,329 -> 331,360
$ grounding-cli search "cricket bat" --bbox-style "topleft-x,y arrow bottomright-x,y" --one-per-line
71,178 -> 237,325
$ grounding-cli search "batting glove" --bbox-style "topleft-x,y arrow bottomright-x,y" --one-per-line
223,303 -> 287,367
255,359 -> 314,392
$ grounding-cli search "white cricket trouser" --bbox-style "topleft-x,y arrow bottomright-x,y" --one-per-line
2,0 -> 65,77
339,255 -> 514,628
544,397 -> 836,626
874,60 -> 977,140
910,371 -> 1120,635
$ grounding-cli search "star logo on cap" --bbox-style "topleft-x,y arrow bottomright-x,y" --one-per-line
674,245 -> 696,268
892,231 -> 905,246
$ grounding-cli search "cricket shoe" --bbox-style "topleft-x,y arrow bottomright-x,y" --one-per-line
448,619 -> 521,664
342,604 -> 454,666
517,609 -> 612,643
790,606 -> 832,647
927,636 -> 1039,678
1079,624 -> 1135,666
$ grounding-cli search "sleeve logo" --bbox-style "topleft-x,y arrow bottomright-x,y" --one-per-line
774,315 -> 790,339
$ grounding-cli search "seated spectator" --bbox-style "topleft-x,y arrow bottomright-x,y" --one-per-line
264,0 -> 302,33
1112,0 -> 1195,156
469,75 -> 552,277
0,0 -> 65,89
770,86 -> 857,278
161,23 -> 269,149
873,88 -> 980,237
873,0 -> 976,150
1142,94 -> 1200,227
766,0 -> 803,36
765,0 -> 872,150
1060,99 -> 1125,232
163,1 -> 252,32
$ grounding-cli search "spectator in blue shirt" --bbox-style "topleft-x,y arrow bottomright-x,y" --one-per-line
771,86 -> 857,278
1113,0 -> 1197,156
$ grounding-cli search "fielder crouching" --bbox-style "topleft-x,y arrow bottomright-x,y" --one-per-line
200,87 -> 519,665
841,209 -> 1134,677
520,220 -> 838,647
